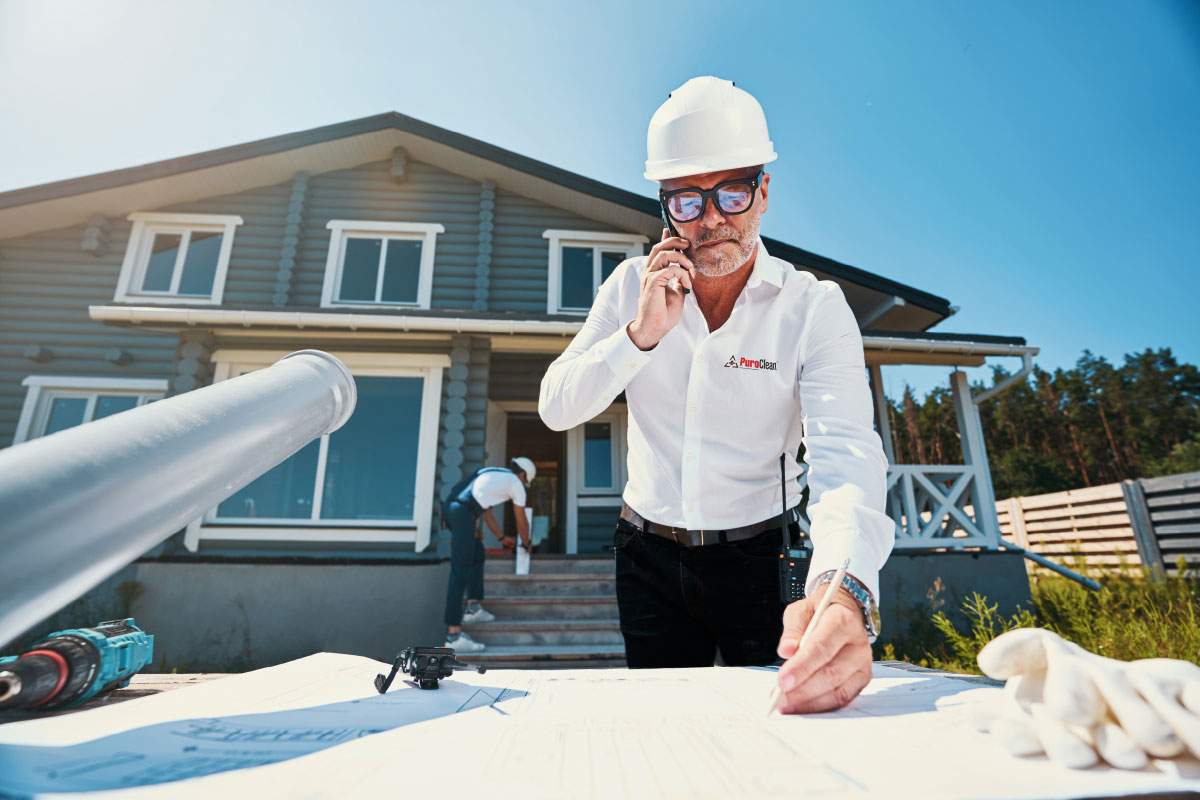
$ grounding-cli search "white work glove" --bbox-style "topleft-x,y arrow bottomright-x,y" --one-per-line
973,627 -> 1200,770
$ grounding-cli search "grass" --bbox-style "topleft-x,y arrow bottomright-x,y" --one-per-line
880,561 -> 1200,674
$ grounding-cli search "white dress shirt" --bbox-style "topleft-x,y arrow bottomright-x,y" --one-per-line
538,238 -> 895,605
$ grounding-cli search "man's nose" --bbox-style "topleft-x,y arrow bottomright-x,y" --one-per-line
699,196 -> 728,228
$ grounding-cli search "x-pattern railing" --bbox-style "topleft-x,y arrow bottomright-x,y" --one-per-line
796,463 -> 1002,550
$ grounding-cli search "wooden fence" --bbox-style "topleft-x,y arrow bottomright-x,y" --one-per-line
997,470 -> 1200,576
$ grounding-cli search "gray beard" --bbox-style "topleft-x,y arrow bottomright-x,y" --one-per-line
691,217 -> 761,277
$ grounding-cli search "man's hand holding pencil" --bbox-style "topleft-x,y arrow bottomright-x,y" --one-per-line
770,558 -> 874,714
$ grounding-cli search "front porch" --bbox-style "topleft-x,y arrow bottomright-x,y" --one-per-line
489,329 -> 1039,558
86,305 -> 1038,562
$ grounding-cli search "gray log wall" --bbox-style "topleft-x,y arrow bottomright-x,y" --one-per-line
0,156 -> 618,451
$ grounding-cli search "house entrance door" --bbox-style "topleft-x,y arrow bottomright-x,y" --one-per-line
502,413 -> 566,554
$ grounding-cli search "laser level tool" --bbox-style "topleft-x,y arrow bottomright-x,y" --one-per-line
0,618 -> 154,710
374,646 -> 486,692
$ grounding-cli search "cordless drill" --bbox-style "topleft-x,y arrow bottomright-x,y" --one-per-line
0,618 -> 154,710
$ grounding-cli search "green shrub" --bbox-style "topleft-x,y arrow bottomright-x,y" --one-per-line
881,564 -> 1200,673
1031,563 -> 1200,662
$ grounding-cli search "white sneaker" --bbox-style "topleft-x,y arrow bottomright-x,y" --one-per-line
445,632 -> 485,653
461,605 -> 495,624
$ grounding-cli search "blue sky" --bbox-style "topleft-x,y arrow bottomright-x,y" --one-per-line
1,1 -> 1196,400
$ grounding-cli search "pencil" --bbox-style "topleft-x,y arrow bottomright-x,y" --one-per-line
767,557 -> 852,716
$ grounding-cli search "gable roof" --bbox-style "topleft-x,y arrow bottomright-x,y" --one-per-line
0,111 -> 953,330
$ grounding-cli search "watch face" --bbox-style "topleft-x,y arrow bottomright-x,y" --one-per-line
868,603 -> 882,636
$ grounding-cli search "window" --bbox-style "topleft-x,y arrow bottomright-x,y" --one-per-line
544,230 -> 648,314
115,213 -> 242,305
190,350 -> 448,552
13,376 -> 166,444
584,422 -> 615,489
564,406 -> 627,553
569,410 -> 626,495
321,221 -> 443,309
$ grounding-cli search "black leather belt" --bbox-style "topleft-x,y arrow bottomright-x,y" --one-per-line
619,503 -> 800,548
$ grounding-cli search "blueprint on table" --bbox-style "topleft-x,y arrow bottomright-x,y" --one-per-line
0,653 -> 520,797
1,655 -> 1198,799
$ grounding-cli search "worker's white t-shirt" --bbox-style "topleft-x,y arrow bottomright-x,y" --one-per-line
470,470 -> 527,511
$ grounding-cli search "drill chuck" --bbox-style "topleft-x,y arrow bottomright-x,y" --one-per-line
0,669 -> 22,703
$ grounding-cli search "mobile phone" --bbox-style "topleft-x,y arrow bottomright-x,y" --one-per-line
659,204 -> 690,295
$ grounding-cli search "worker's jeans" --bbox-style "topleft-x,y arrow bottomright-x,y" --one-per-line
614,517 -> 803,668
443,500 -> 486,627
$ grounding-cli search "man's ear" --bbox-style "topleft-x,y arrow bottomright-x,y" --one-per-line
759,172 -> 770,214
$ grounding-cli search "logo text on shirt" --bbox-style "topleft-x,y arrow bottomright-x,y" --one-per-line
724,354 -> 777,371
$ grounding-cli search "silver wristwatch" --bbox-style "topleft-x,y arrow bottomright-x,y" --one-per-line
813,569 -> 881,644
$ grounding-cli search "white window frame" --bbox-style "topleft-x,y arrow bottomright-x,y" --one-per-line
187,349 -> 448,552
13,375 -> 167,445
321,221 -> 444,310
569,412 -> 626,496
565,406 -> 628,553
544,229 -> 647,315
114,212 -> 242,305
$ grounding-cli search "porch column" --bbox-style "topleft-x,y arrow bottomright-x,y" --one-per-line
950,370 -> 1002,545
867,364 -> 896,463
168,331 -> 215,396
463,336 -> 492,473
433,335 -> 492,553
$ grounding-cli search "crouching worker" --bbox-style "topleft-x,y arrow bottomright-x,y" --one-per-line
441,456 -> 536,653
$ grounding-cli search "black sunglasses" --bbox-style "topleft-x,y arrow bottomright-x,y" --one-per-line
659,170 -> 764,224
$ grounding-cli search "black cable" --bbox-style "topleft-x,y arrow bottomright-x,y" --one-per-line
780,452 -> 787,552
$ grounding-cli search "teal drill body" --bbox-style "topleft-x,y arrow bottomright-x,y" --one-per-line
0,618 -> 154,710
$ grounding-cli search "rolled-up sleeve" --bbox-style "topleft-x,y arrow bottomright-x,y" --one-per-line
798,282 -> 895,606
539,260 -> 652,432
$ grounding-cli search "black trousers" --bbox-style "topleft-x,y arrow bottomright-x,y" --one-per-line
443,500 -> 486,627
614,516 -> 805,668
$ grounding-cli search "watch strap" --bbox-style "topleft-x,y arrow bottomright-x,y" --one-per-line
812,569 -> 880,642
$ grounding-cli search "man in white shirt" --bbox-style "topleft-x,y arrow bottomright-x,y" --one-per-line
441,457 -> 535,653
538,77 -> 895,712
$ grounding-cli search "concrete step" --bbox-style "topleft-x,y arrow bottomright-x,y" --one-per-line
462,618 -> 623,647
484,556 -> 614,575
480,595 -> 618,620
457,643 -> 626,670
483,573 -> 615,597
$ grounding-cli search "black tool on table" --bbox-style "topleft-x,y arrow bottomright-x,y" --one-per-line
777,453 -> 811,603
374,646 -> 487,692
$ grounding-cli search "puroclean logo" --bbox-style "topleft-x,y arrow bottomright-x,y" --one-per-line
724,354 -> 777,371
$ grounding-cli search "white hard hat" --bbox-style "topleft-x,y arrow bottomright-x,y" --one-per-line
511,456 -> 537,485
644,76 -> 778,182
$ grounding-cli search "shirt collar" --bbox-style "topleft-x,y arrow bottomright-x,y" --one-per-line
745,238 -> 785,290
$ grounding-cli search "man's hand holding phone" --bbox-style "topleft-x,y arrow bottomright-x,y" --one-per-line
627,228 -> 695,351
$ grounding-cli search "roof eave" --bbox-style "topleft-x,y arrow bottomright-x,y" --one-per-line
2,112 -> 954,321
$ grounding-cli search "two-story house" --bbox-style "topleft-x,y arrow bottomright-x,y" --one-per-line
0,113 -> 1038,668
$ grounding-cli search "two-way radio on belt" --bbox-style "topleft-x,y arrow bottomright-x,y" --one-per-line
778,453 -> 811,603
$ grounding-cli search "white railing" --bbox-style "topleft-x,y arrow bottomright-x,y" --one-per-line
796,463 -> 1004,551
886,464 -> 1000,549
